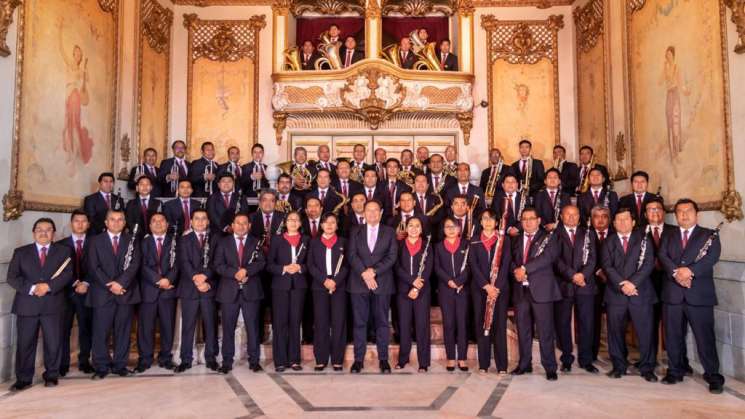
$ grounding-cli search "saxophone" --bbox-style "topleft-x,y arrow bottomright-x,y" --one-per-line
425,193 -> 444,217
579,155 -> 596,194
350,164 -> 363,183
485,160 -> 503,200
331,187 -> 349,215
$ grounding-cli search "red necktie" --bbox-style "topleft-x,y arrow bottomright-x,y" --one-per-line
419,195 -> 426,212
461,186 -> 467,195
523,234 -> 533,262
235,164 -> 242,178
311,220 -> 318,237
599,231 -> 606,242
223,193 -> 230,208
636,194 -> 643,217
75,239 -> 83,276
265,214 -> 271,232
342,181 -> 348,197
367,189 -> 373,201
320,190 -> 326,202
434,176 -> 440,190
39,246 -> 47,267
622,236 -> 629,254
593,190 -> 600,204
550,191 -> 556,206
156,237 -> 163,259
682,230 -> 689,249
440,53 -> 446,68
112,236 -> 119,254
345,50 -> 352,67
141,198 -> 148,220
569,229 -> 576,246
389,182 -> 396,200
237,236 -> 245,266
182,200 -> 191,231
105,193 -> 111,209
653,227 -> 661,247
507,194 -> 514,217
199,233 -> 206,249
179,161 -> 187,177
521,160 -> 527,176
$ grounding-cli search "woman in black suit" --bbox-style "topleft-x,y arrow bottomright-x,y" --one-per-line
434,217 -> 470,371
469,209 -> 512,374
307,213 -> 349,371
395,216 -> 434,372
267,211 -> 309,372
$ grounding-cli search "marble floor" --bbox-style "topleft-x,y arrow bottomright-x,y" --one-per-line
1,350 -> 744,419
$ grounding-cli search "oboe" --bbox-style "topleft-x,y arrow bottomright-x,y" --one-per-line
169,224 -> 177,269
170,161 -> 179,194
123,224 -> 138,271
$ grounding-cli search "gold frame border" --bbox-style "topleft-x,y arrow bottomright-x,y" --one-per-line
625,0 -> 735,212
5,0 -> 120,215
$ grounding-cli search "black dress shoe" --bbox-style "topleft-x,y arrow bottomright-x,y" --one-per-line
395,362 -> 406,370
112,368 -> 131,377
218,365 -> 232,374
275,366 -> 285,373
709,382 -> 724,394
582,365 -> 599,374
350,361 -> 363,373
418,367 -> 428,373
159,360 -> 175,370
250,364 -> 264,373
642,372 -> 658,382
10,381 -> 32,391
44,378 -> 58,387
446,366 -> 455,372
380,361 -> 391,374
606,369 -> 625,379
458,363 -> 469,372
661,374 -> 683,385
333,365 -> 343,372
314,364 -> 326,371
560,364 -> 572,373
206,361 -> 219,371
291,364 -> 303,371
59,369 -> 68,377
134,363 -> 150,373
174,363 -> 191,373
79,363 -> 95,374
91,371 -> 108,380
684,365 -> 694,376
510,367 -> 532,375
546,372 -> 558,381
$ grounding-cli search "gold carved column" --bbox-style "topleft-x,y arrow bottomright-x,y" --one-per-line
365,0 -> 381,59
272,0 -> 291,73
456,0 -> 475,73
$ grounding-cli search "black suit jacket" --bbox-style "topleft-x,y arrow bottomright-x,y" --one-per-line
601,230 -> 656,306
307,187 -> 345,216
240,161 -> 269,197
249,210 -> 285,241
658,226 -> 720,306
556,161 -> 579,196
433,240 -> 470,291
7,243 -> 73,316
267,235 -> 310,290
444,183 -> 487,213
127,165 -> 161,197
399,50 -> 416,69
86,232 -> 141,307
190,158 -> 220,198
177,231 -> 218,300
479,164 -> 511,196
214,235 -> 267,302
332,178 -> 363,199
619,192 -> 658,225
469,236 -> 512,294
277,191 -> 304,214
381,180 -> 412,217
346,224 -> 398,294
218,161 -> 245,189
125,196 -> 162,238
140,234 -> 179,303
207,191 -> 249,235
555,226 -> 597,297
490,191 -> 522,233
163,197 -> 203,235
534,189 -> 571,227
56,235 -> 92,294
437,52 -> 458,71
83,192 -> 125,234
395,240 -> 434,295
510,158 -> 545,197
339,47 -> 364,67
577,188 -> 619,225
300,51 -> 322,70
576,163 -> 611,192
510,229 -> 562,304
307,236 -> 349,291
341,212 -> 366,238
158,157 -> 190,198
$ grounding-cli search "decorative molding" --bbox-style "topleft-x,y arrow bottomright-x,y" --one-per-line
613,131 -> 627,180
381,0 -> 454,17
118,133 -> 131,180
455,0 -> 474,16
97,0 -> 118,13
366,0 -> 382,19
0,0 -> 21,57
455,111 -> 472,145
574,0 -> 603,53
721,189 -> 744,222
2,189 -> 23,221
725,0 -> 745,54
271,0 -> 292,15
293,0 -> 365,17
626,0 -> 645,14
173,0 -> 272,5
273,111 -> 288,145
472,0 -> 572,7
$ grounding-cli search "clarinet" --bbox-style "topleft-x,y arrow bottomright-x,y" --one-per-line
456,226 -> 475,294
123,224 -> 138,271
169,161 -> 179,194
234,190 -> 242,215
636,234 -> 648,270
523,230 -> 554,287
201,231 -> 210,270
169,224 -> 177,269
416,234 -> 432,279
240,235 -> 265,289
552,190 -> 561,225
330,252 -> 344,295
581,223 -> 591,267
694,222 -> 724,263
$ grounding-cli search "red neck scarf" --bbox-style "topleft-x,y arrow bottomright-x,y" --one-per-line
481,232 -> 498,251
321,234 -> 337,249
283,233 -> 301,247
444,238 -> 461,254
405,237 -> 422,256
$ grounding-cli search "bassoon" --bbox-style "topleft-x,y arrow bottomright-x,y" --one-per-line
483,201 -> 509,336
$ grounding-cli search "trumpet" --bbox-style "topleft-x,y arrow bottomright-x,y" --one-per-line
579,155 -> 596,194
203,162 -> 214,195
485,159 -> 504,200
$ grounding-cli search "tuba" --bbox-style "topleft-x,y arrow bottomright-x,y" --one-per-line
381,43 -> 402,67
314,31 -> 342,70
283,46 -> 303,71
409,30 -> 442,71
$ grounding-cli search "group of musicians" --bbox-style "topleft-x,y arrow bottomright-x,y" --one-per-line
7,139 -> 724,395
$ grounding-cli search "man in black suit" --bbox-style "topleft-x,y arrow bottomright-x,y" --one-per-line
87,209 -> 142,379
83,172 -> 125,234
8,218 -> 73,391
490,174 -> 522,238
479,148 -> 510,199
214,213 -> 267,373
399,149 -> 422,178
349,144 -> 374,183
381,159 -> 413,219
190,141 -> 219,198
601,207 -> 657,381
511,139 -> 545,198
175,209 -> 219,373
398,37 -> 416,70
332,160 -> 363,204
427,154 -> 456,196
127,147 -> 161,197
437,39 -> 458,71
361,168 -> 388,205
415,146 -> 430,175
342,193 -> 368,238
163,179 -> 202,235
290,146 -> 317,199
412,174 -> 444,241
58,210 -> 94,376
577,168 -> 619,226
340,36 -> 364,68
250,190 -> 285,242
309,169 -> 345,216
373,148 -> 388,182
445,163 -> 486,217
554,205 -> 599,373
347,200 -> 398,373
299,40 -> 321,70
510,207 -> 561,380
277,173 -> 304,213
552,145 -> 579,195
207,173 -> 248,235
576,145 -> 611,193
125,175 -> 162,238
135,213 -> 179,373
590,205 -> 612,361
315,145 -> 337,175
158,140 -> 190,198
219,145 -> 244,185
241,143 -> 269,198
619,170 -> 658,226
534,168 -> 571,231
658,199 -> 724,393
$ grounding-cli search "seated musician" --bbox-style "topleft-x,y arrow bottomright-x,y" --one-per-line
398,37 -> 416,70
300,40 -> 320,71
326,24 -> 341,45
340,36 -> 363,69
438,39 -> 458,71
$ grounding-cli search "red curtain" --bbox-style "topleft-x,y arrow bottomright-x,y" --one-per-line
381,17 -> 450,48
295,17 -> 366,48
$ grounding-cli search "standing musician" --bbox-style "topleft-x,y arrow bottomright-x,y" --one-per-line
511,139 -> 545,198
219,146 -> 244,194
659,199 -> 724,393
158,140 -> 190,198
443,146 -> 458,178
277,173 -> 304,214
554,205 -> 599,373
374,148 -> 388,182
342,192 -> 368,237
214,213 -> 267,374
601,208 -> 657,382
241,143 -> 269,198
125,175 -> 161,238
577,167 -> 619,226
267,211 -> 309,372
589,205 -> 613,361
450,195 -> 480,240
308,169 -> 344,215
479,148 -> 510,200
350,144 -> 373,183
175,209 -> 219,373
490,174 -> 522,237
347,200 -> 398,374
413,174 -> 445,232
619,171 -> 657,225
87,209 -> 141,379
163,179 -> 201,236
249,190 -> 284,249
469,210 -> 512,374
438,39 -> 458,71
395,217 -> 433,372
307,213 -> 348,371
510,207 -> 561,381
333,160 -> 363,202
415,146 -> 430,174
399,149 -> 422,178
8,218 -> 73,391
361,168 -> 387,205
290,146 -> 317,197
388,191 -> 429,240
552,145 -> 579,195
534,168 -> 571,231
83,172 -> 125,234
190,142 -> 219,198
127,147 -> 161,198
206,173 -> 249,235
445,163 -> 486,215
434,217 -> 470,372
577,145 -> 611,193
427,154 -> 455,195
315,145 -> 337,175
135,213 -> 178,373
383,158 -> 412,218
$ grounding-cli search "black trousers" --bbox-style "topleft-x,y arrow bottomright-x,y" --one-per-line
16,314 -> 61,382
137,298 -> 177,365
221,298 -> 261,366
61,292 -> 92,371
180,298 -> 218,364
472,290 -> 509,371
272,288 -> 306,367
663,303 -> 724,385
92,303 -> 134,373
592,282 -> 606,360
351,292 -> 391,362
606,303 -> 655,374
554,294 -> 595,368
397,292 -> 431,368
439,287 -> 468,361
313,289 -> 347,366
515,292 -> 557,372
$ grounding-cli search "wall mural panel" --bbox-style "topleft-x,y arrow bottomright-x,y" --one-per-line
4,0 -> 119,218
626,0 -> 740,218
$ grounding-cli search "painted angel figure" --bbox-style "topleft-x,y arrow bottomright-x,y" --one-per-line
659,46 -> 690,159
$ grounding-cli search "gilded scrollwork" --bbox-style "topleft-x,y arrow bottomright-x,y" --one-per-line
0,0 -> 21,57
142,0 -> 172,54
381,0 -> 454,17
574,0 -> 603,53
725,0 -> 745,54
293,0 -> 365,16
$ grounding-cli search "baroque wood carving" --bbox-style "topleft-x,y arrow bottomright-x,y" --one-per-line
0,0 -> 21,57
725,0 -> 745,54
574,0 -> 603,53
